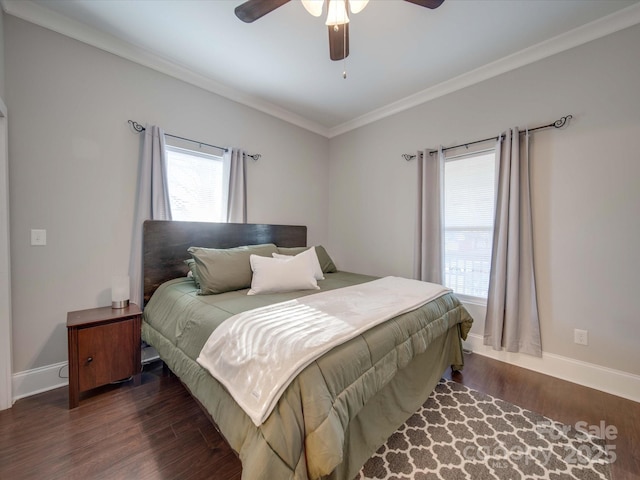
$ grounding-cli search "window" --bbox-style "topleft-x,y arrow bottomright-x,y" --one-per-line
443,150 -> 496,301
165,145 -> 228,222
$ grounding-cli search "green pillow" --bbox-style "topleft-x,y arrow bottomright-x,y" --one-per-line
184,259 -> 202,288
276,245 -> 337,274
187,243 -> 278,295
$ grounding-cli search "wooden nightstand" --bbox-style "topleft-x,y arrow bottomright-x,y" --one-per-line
67,304 -> 142,409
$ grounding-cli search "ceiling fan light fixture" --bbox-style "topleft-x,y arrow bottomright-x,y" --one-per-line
349,0 -> 369,14
235,0 -> 443,65
325,0 -> 350,26
301,0 -> 324,17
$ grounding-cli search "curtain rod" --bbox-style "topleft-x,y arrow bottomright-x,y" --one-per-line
128,120 -> 262,161
401,114 -> 572,161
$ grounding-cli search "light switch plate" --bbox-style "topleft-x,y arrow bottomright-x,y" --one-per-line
31,229 -> 46,246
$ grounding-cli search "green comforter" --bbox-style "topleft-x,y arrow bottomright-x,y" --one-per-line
142,272 -> 473,479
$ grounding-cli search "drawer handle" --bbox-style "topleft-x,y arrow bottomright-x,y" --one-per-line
86,357 -> 93,364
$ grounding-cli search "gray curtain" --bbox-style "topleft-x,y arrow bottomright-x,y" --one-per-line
413,147 -> 444,284
484,128 -> 542,356
129,125 -> 172,308
225,148 -> 247,223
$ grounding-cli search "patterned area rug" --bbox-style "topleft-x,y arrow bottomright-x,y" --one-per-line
356,379 -> 613,480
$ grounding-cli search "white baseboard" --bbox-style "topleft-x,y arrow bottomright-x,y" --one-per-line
12,361 -> 68,402
12,345 -> 159,403
11,338 -> 640,405
463,333 -> 640,403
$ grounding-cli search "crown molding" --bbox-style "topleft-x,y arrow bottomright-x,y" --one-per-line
3,0 -> 640,139
328,2 -> 640,138
1,0 -> 330,138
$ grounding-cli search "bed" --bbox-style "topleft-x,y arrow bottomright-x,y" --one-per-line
141,220 -> 473,480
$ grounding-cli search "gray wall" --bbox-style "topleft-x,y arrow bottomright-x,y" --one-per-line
5,16 -> 329,373
6,11 -> 640,382
0,7 -> 12,410
0,9 -> 4,99
328,25 -> 640,375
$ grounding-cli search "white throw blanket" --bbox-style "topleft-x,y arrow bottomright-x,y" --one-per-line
196,276 -> 451,426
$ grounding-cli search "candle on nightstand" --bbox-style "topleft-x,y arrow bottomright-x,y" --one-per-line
111,275 -> 130,309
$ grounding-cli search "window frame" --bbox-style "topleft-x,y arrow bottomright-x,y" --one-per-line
442,147 -> 497,305
164,143 -> 230,223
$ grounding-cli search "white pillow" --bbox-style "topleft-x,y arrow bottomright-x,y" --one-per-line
272,247 -> 325,281
248,253 -> 319,295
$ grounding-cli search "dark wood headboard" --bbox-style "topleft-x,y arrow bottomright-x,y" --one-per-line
143,220 -> 307,305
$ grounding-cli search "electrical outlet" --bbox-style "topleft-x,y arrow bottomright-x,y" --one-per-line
574,329 -> 588,346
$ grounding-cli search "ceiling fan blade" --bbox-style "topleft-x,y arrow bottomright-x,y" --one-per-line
404,0 -> 445,9
235,0 -> 291,23
328,23 -> 349,61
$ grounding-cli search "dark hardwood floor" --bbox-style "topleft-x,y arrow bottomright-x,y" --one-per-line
1,353 -> 638,480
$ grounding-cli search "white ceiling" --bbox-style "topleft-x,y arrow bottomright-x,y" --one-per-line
4,0 -> 640,137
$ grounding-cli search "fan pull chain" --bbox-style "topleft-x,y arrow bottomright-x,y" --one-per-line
342,22 -> 347,79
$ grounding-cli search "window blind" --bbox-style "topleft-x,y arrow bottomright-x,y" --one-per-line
443,151 -> 496,299
166,146 -> 225,222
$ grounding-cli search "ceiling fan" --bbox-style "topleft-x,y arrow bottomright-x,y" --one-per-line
235,0 -> 445,61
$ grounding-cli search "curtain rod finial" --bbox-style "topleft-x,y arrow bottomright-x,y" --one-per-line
128,120 -> 145,133
554,115 -> 572,129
